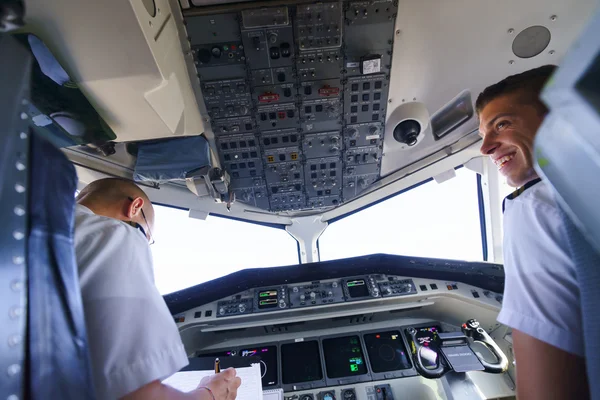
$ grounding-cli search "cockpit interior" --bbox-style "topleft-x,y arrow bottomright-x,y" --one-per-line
2,0 -> 600,399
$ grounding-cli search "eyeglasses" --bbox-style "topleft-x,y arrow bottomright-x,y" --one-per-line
127,197 -> 155,245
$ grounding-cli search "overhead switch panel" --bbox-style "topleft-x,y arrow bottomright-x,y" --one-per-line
184,0 -> 398,212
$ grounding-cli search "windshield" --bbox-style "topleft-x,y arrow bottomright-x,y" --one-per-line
318,168 -> 484,262
151,208 -> 299,294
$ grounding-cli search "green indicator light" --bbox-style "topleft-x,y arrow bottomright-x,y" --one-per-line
350,364 -> 359,372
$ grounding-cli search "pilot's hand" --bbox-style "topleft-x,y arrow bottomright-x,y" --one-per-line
197,368 -> 241,400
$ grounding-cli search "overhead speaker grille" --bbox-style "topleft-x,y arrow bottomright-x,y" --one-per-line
512,25 -> 551,58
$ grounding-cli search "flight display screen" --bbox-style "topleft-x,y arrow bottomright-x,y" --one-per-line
281,341 -> 323,384
411,326 -> 442,369
199,350 -> 234,358
322,335 -> 368,378
364,331 -> 411,373
258,289 -> 279,309
240,346 -> 278,387
346,279 -> 369,298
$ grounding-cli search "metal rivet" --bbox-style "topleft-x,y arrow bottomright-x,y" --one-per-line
550,15 -> 557,21
14,184 -> 25,193
507,28 -> 514,34
509,60 -> 515,65
149,20 -> 152,26
20,113 -> 28,120
7,394 -> 19,400
413,97 -> 416,101
7,364 -> 21,377
8,335 -> 22,347
12,256 -> 24,265
13,231 -> 24,240
395,29 -> 400,35
15,161 -> 25,171
388,99 -> 393,103
19,132 -> 27,140
549,50 -> 555,55
9,307 -> 23,319
10,281 -> 23,292
13,206 -> 25,217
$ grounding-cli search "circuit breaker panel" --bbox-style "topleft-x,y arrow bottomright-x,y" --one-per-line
185,1 -> 398,212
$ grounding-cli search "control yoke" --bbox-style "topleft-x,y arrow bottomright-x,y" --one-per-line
461,319 -> 509,374
408,319 -> 509,379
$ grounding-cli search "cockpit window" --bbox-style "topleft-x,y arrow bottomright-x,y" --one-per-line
318,168 -> 483,262
151,207 -> 299,294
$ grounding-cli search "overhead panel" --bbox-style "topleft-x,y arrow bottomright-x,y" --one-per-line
185,0 -> 398,212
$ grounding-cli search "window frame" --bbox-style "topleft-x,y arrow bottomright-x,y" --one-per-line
317,165 -> 486,262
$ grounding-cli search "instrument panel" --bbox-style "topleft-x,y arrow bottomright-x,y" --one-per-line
216,275 -> 417,318
196,322 -> 434,393
183,1 -> 398,212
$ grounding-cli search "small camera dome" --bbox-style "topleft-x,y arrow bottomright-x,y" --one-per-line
393,119 -> 421,146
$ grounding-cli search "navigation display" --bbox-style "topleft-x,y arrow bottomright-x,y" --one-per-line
281,341 -> 323,384
364,331 -> 411,373
322,336 -> 368,378
240,346 -> 278,387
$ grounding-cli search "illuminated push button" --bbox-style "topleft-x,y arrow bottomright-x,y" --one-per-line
300,294 -> 306,301
310,292 -> 316,300
332,281 -> 338,288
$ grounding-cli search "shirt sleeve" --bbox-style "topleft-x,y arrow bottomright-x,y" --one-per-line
498,200 -> 584,356
77,223 -> 188,399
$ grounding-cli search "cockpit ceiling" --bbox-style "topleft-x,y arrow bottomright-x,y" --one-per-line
24,0 -> 597,215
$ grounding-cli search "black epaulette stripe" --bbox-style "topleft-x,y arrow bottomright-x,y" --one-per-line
502,178 -> 542,213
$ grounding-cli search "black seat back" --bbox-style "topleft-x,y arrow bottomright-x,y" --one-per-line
1,34 -> 96,400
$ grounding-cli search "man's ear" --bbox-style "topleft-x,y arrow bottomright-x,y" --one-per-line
126,197 -> 145,219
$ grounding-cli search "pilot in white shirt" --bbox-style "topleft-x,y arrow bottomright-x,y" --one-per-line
75,178 -> 241,400
477,65 -> 590,399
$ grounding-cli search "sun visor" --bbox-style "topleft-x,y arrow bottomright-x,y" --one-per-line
133,136 -> 212,183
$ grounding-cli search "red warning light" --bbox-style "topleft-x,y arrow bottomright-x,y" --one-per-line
375,335 -> 380,339
231,44 -> 237,50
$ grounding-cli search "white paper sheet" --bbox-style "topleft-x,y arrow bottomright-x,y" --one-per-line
263,388 -> 284,400
163,363 -> 263,400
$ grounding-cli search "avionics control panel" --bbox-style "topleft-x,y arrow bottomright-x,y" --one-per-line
183,1 -> 398,212
215,275 -> 416,318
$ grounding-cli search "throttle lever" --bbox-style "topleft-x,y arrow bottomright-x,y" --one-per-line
406,327 -> 447,379
461,319 -> 509,373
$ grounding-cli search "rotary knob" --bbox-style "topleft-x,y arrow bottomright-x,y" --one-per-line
332,282 -> 338,288
369,125 -> 378,134
219,307 -> 225,315
310,292 -> 317,300
278,299 -> 286,308
293,286 -> 299,293
239,304 -> 246,313
300,294 -> 306,301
